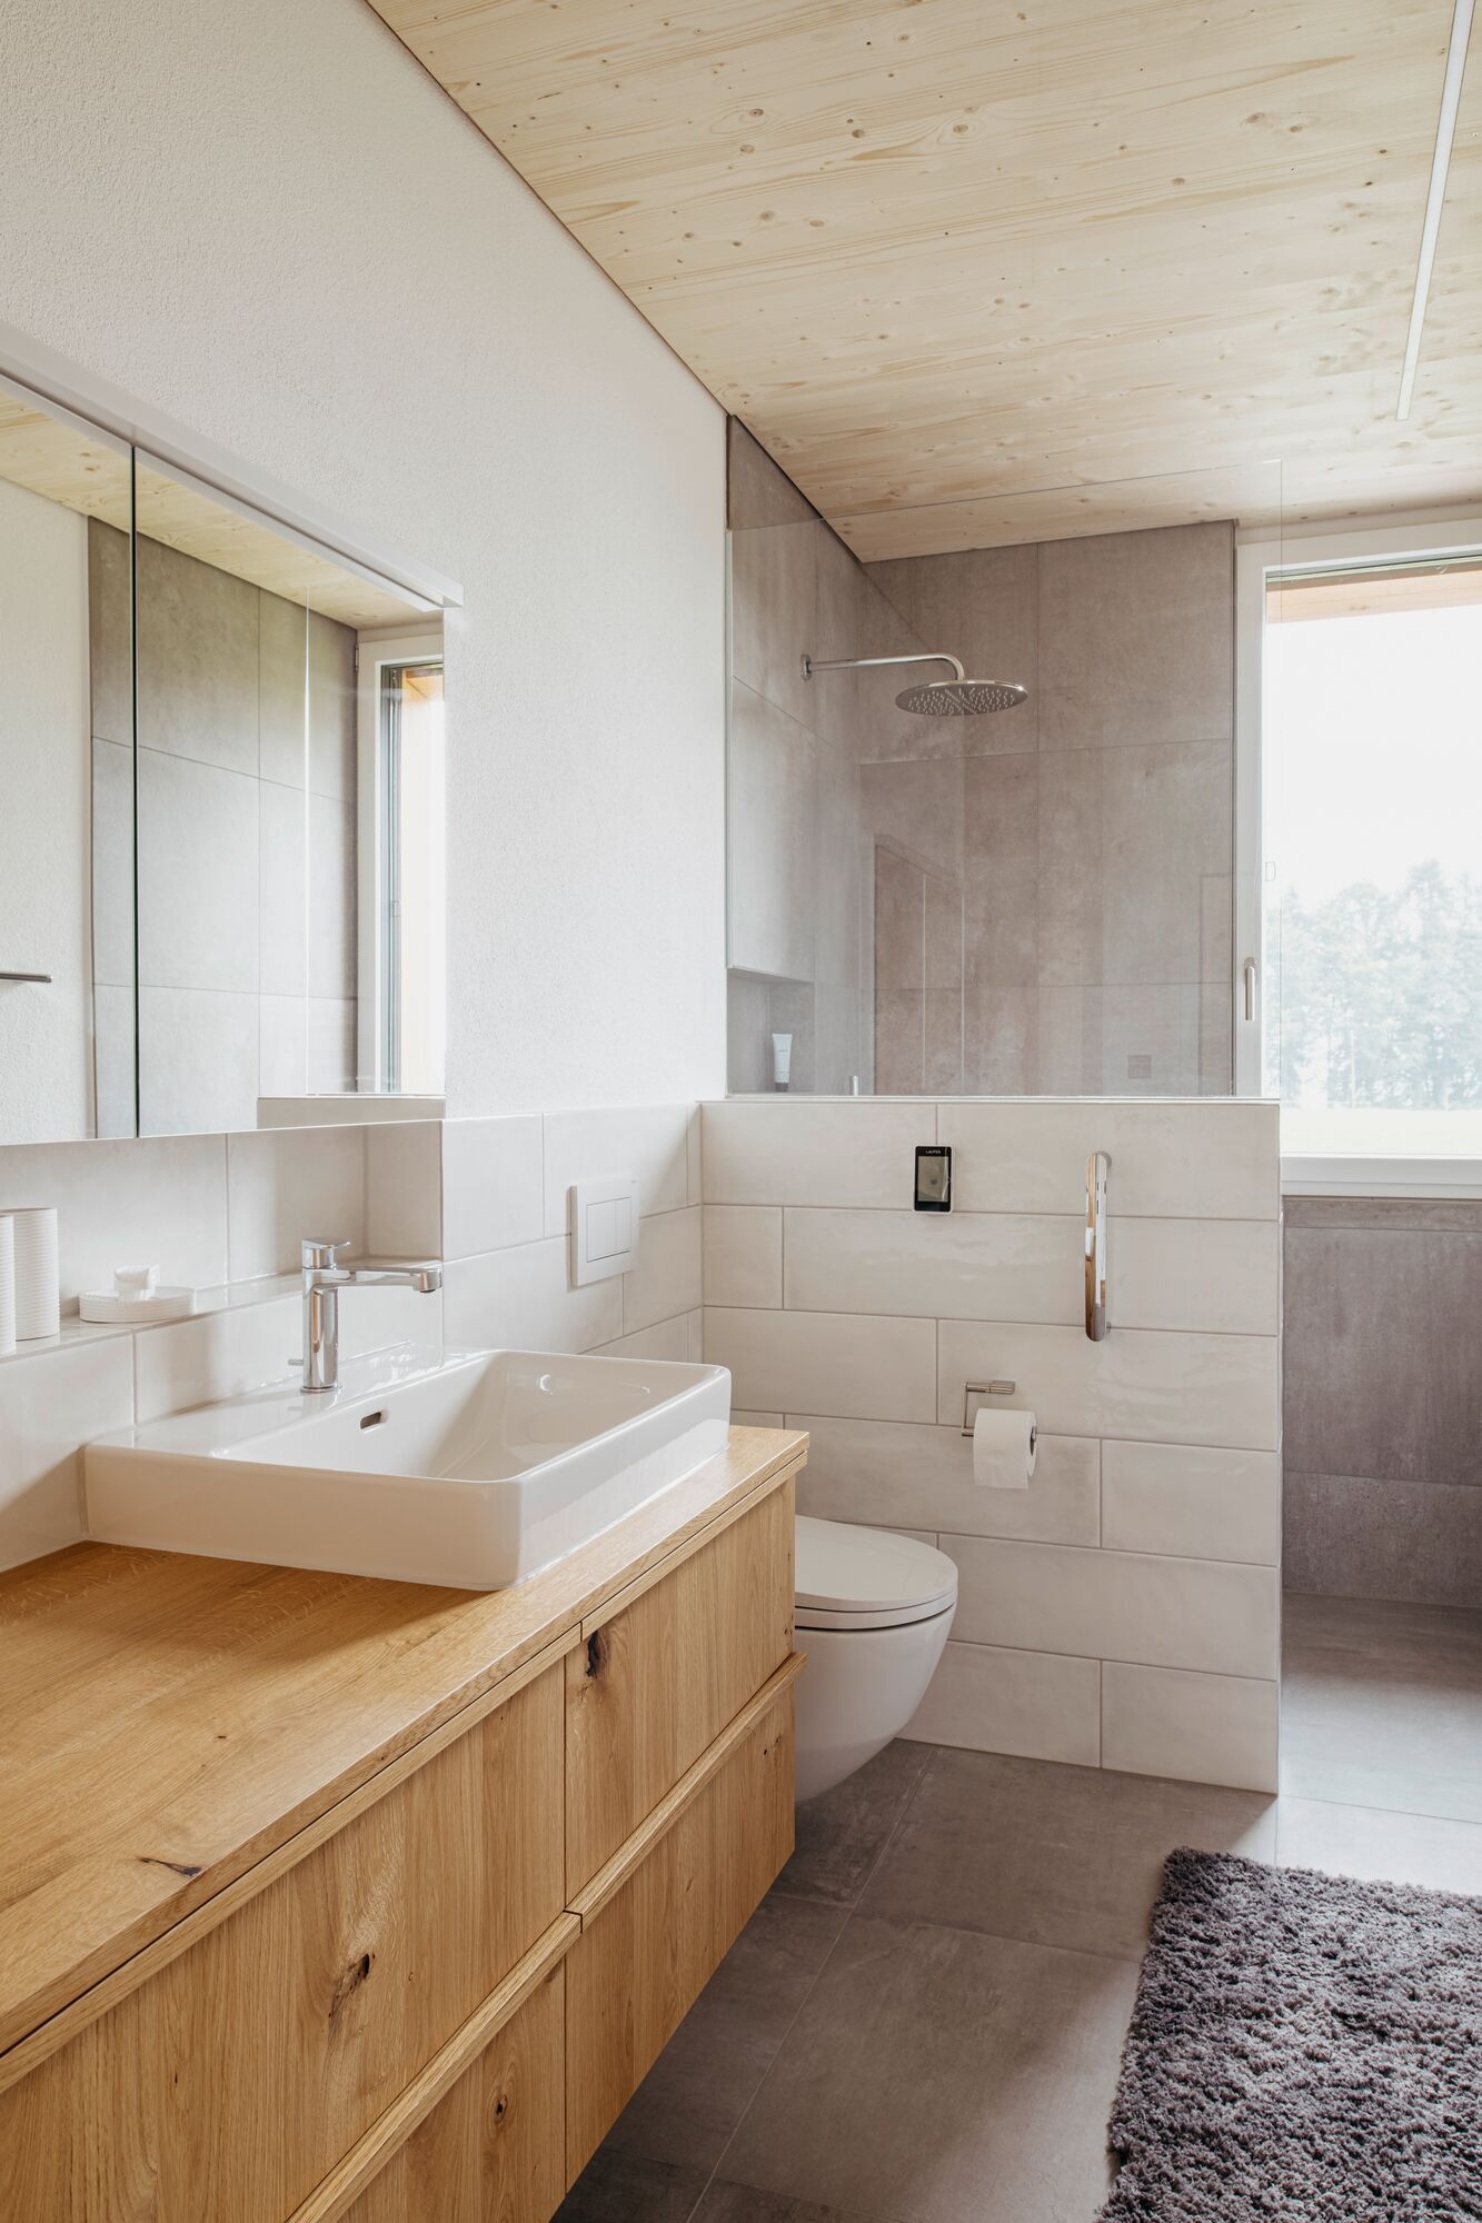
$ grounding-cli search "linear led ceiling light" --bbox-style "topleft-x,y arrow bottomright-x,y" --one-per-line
1397,0 -> 1477,420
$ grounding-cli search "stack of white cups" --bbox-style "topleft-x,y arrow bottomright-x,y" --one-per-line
0,1217 -> 14,1358
8,1206 -> 60,1342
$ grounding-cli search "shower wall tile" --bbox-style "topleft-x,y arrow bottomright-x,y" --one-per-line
873,846 -> 925,1096
1101,740 -> 1231,987
962,978 -> 1037,1096
1284,1471 -> 1482,1610
728,420 -> 818,531
1036,750 -> 1103,988
308,612 -> 356,800
923,874 -> 964,1095
730,516 -> 820,729
91,738 -> 136,989
1037,522 -> 1235,753
963,753 -> 1038,984
258,592 -> 308,787
137,536 -> 261,775
861,758 -> 964,883
867,543 -> 1040,757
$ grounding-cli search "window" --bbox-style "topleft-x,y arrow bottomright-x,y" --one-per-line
1239,522 -> 1482,1191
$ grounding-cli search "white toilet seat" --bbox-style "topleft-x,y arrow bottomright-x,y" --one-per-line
794,1513 -> 957,1632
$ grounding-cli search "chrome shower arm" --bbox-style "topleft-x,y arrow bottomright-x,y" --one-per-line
801,651 -> 966,683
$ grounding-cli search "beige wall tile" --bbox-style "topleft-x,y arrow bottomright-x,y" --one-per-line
440,1114 -> 543,1260
365,1121 -> 443,1258
226,1125 -> 366,1283
623,1204 -> 703,1334
784,1206 -> 1082,1324
135,1292 -> 298,1424
904,1641 -> 1101,1766
944,1536 -> 1280,1679
703,1204 -> 782,1308
594,1314 -> 693,1362
0,1335 -> 134,1569
702,1099 -> 934,1208
1102,1440 -> 1280,1565
938,1319 -> 1279,1452
1111,1216 -> 1280,1336
703,1306 -> 936,1422
443,1236 -> 622,1354
1102,1662 -> 1279,1794
794,1415 -> 1099,1545
543,1103 -> 693,1233
733,1408 -> 786,1427
939,1099 -> 1279,1220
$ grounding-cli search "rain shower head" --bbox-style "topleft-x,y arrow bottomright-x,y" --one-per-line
895,675 -> 1027,716
801,651 -> 1026,718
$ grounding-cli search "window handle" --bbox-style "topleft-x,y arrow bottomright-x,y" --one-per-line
1243,957 -> 1258,1025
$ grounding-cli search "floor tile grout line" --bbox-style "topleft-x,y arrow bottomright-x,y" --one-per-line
684,1748 -> 945,2221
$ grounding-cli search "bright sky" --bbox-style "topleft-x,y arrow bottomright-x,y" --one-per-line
1264,604 -> 1482,905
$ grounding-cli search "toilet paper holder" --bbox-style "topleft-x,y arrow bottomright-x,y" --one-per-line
962,1380 -> 1017,1435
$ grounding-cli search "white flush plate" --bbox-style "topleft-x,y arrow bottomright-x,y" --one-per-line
570,1175 -> 640,1286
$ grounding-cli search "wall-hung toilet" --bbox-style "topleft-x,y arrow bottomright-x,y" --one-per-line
794,1515 -> 958,1803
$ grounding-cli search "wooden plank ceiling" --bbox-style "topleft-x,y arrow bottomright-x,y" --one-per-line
368,0 -> 1482,557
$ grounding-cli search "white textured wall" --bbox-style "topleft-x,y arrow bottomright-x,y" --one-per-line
0,478 -> 91,1140
0,0 -> 727,1115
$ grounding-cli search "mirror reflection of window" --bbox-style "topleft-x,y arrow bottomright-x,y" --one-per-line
357,639 -> 446,1096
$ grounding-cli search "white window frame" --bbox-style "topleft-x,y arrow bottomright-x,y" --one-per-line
1235,510 -> 1482,1196
355,624 -> 445,1096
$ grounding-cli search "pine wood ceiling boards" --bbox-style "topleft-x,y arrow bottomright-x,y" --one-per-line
367,0 -> 1482,556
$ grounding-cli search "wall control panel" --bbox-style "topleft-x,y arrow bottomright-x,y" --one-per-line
914,1144 -> 952,1212
570,1174 -> 641,1285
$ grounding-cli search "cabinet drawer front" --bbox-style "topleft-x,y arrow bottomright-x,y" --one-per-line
566,1480 -> 794,1895
339,1962 -> 566,2223
564,1679 -> 795,2182
0,1660 -> 566,2223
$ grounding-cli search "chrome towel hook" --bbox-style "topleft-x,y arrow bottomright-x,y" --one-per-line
1086,1152 -> 1109,1341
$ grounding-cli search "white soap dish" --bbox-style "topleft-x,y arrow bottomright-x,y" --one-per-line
79,1285 -> 198,1325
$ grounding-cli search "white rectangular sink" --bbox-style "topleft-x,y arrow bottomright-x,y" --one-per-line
85,1346 -> 733,1590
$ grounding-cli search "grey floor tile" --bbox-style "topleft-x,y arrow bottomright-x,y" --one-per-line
860,1746 -> 1274,1959
1277,1794 -> 1482,1895
721,1914 -> 1135,2223
775,1738 -> 933,1907
604,1893 -> 849,2171
1281,1591 -> 1482,1823
697,2186 -> 861,2222
554,2149 -> 709,2223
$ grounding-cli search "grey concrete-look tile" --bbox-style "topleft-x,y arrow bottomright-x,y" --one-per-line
776,1738 -> 933,1907
137,534 -> 260,774
922,872 -> 964,1095
729,420 -> 818,532
1101,740 -> 1231,988
1276,1794 -> 1482,1897
860,756 -> 964,885
258,589 -> 308,788
872,846 -> 924,1095
731,517 -> 820,728
1281,1590 -> 1482,1823
861,1747 -> 1275,1958
555,2149 -> 709,2223
605,1894 -> 849,2173
866,543 -> 1039,758
91,737 -> 135,989
87,516 -> 132,746
1037,747 -> 1102,989
962,976 -> 1038,1095
1037,521 -> 1233,752
963,751 -> 1038,981
698,2186 -> 861,2223
1284,1222 -> 1482,1487
308,610 -> 356,799
308,790 -> 356,1001
1284,1470 -> 1482,1610
720,1915 -> 1134,2223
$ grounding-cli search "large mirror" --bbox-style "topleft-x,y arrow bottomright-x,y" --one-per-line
0,375 -> 448,1144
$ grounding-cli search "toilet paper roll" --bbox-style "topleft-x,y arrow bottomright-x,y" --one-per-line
11,1205 -> 60,1341
972,1405 -> 1037,1490
0,1217 -> 15,1359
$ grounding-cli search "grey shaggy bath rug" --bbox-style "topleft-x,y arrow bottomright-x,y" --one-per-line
1098,1847 -> 1482,2221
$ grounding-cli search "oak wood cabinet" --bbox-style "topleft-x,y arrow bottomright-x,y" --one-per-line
0,1431 -> 803,2223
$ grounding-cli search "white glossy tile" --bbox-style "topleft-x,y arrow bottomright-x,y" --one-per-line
937,1319 -> 1280,1451
1102,1662 -> 1279,1793
623,1205 -> 703,1335
258,995 -> 307,1097
593,1314 -> 692,1362
365,1122 -> 443,1258
793,1416 -> 1099,1545
440,1115 -> 543,1260
703,1307 -> 936,1423
944,1536 -> 1280,1678
542,1103 -> 692,1234
0,1336 -> 133,1569
687,1106 -> 703,1206
904,1640 -> 1101,1767
703,1204 -> 783,1309
784,1206 -> 1082,1323
701,1099 -> 934,1208
226,1125 -> 366,1283
136,749 -> 259,994
1111,1216 -> 1279,1336
138,988 -> 259,1138
0,1134 -> 229,1301
443,1237 -> 622,1355
135,1294 -> 299,1423
1101,1440 -> 1280,1566
336,1281 -> 444,1362
938,1100 -> 1279,1220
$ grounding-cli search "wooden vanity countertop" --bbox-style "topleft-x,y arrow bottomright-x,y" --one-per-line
0,1424 -> 806,2073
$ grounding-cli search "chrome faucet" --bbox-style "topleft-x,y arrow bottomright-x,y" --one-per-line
300,1238 -> 442,1394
